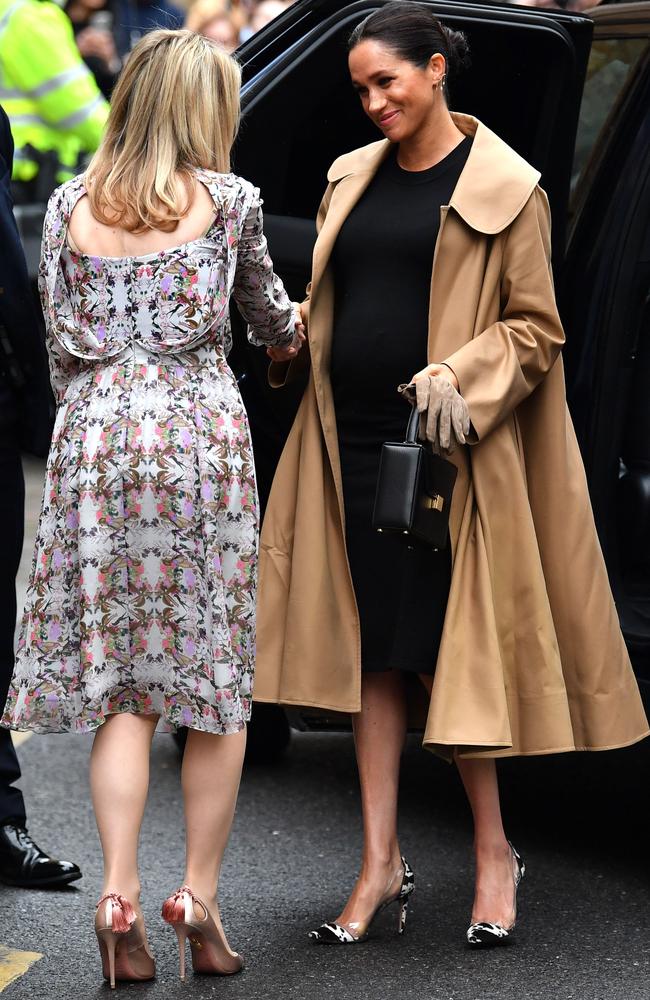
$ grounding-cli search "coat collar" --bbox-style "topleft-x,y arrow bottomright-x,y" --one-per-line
326,113 -> 541,236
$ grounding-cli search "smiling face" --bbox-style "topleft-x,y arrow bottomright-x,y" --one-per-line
348,39 -> 445,144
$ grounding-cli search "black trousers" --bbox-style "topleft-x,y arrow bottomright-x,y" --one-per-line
0,443 -> 26,826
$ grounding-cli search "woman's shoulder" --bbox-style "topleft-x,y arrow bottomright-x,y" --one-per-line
42,175 -> 85,239
193,169 -> 260,214
326,140 -> 389,183
447,117 -> 542,236
47,175 -> 85,211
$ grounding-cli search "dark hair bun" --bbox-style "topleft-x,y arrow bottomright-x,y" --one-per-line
441,26 -> 471,78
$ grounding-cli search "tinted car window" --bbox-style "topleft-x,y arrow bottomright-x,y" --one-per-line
571,36 -> 649,198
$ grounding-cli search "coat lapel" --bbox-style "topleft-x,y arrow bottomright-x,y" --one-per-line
310,143 -> 391,295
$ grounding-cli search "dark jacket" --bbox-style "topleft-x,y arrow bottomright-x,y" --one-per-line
0,104 -> 52,455
111,0 -> 183,57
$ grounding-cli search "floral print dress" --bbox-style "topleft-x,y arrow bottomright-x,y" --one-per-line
1,168 -> 295,735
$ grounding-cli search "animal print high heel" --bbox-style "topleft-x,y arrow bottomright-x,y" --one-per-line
94,892 -> 156,989
466,842 -> 526,947
309,857 -> 415,944
161,885 -> 243,979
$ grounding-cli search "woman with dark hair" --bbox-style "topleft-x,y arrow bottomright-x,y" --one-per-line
254,0 -> 648,949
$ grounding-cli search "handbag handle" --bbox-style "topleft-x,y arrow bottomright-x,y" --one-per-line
405,404 -> 420,444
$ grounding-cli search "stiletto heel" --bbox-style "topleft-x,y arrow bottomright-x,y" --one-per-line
309,856 -> 415,945
466,841 -> 526,948
161,885 -> 243,978
94,892 -> 156,987
96,928 -> 117,989
172,925 -> 187,981
398,898 -> 409,935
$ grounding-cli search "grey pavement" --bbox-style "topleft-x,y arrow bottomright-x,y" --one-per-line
1,464 -> 649,1000
1,725 -> 649,999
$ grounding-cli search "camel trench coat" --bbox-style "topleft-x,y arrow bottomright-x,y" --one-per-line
253,113 -> 649,759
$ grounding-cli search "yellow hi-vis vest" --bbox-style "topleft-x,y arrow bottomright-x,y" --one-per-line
0,0 -> 109,183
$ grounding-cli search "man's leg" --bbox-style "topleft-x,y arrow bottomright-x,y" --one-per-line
0,443 -> 27,827
0,445 -> 81,887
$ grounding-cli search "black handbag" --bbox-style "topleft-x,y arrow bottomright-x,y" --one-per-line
372,406 -> 457,550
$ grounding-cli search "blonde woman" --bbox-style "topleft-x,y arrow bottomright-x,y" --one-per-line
1,30 -> 302,986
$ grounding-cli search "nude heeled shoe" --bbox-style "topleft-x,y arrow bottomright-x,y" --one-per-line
161,885 -> 243,980
94,892 -> 156,988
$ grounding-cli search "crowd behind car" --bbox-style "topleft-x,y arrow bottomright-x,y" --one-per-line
0,0 -> 296,211
69,0 -> 298,96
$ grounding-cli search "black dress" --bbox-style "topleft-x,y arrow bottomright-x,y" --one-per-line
330,137 -> 473,674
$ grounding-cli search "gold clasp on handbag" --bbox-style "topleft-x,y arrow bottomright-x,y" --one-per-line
426,494 -> 445,512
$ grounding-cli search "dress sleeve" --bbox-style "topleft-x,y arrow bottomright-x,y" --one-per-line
441,186 -> 565,443
37,187 -> 80,404
267,181 -> 334,388
231,186 -> 295,348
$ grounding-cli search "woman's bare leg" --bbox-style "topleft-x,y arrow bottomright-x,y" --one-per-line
455,756 -> 517,926
90,712 -> 159,903
418,674 -> 515,927
334,670 -> 408,932
181,726 -> 247,944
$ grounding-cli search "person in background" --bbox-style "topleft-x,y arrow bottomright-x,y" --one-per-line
515,0 -> 602,8
0,0 -> 109,204
246,0 -> 290,35
185,0 -> 241,52
0,105 -> 82,889
111,0 -> 184,57
65,0 -> 121,98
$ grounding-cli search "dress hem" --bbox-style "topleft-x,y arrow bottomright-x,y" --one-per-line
0,707 -> 249,738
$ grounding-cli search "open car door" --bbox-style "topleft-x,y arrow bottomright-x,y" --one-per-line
228,0 -> 592,506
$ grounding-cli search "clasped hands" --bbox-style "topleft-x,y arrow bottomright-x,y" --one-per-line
266,302 -> 307,363
402,363 -> 470,456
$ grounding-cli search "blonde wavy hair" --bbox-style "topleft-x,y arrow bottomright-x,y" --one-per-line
86,29 -> 241,233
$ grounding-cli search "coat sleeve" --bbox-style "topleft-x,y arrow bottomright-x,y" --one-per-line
38,186 -> 81,404
441,186 -> 565,442
267,182 -> 334,388
232,186 -> 296,348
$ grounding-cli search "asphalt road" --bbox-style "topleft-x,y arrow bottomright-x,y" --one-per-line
0,724 -> 649,1000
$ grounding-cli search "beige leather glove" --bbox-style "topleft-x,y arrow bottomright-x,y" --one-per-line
411,376 -> 470,455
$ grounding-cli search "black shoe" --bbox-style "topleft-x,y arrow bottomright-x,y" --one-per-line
0,822 -> 82,888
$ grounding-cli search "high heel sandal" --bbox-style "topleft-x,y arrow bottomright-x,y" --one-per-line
466,842 -> 526,948
94,892 -> 156,989
161,885 -> 243,980
308,857 -> 415,944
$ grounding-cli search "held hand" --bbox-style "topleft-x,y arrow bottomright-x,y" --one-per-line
408,364 -> 469,455
266,303 -> 306,363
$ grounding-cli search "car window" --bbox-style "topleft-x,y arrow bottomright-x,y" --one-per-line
571,36 -> 649,198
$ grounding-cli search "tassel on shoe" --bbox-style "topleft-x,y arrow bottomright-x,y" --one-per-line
161,885 -> 192,924
97,892 -> 137,934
